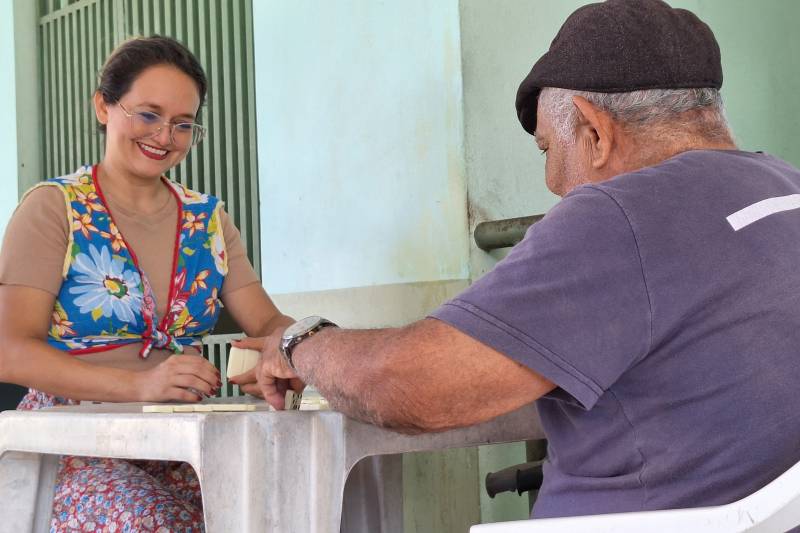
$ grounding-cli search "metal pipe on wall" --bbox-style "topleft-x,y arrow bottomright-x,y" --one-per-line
474,214 -> 544,251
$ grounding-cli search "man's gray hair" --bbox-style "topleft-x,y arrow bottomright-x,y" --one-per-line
538,87 -> 733,145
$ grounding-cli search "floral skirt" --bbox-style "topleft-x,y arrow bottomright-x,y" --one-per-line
18,390 -> 205,533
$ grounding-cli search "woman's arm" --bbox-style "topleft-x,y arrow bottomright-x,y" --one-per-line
220,283 -> 294,338
0,285 -> 219,402
216,208 -> 294,337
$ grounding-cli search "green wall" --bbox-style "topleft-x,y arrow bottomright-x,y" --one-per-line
673,0 -> 800,166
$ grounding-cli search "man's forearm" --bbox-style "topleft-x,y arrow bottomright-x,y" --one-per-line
286,319 -> 552,433
290,326 -> 425,431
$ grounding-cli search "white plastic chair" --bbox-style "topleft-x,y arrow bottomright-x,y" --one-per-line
471,459 -> 800,533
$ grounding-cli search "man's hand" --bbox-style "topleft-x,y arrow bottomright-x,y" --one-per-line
228,334 -> 306,409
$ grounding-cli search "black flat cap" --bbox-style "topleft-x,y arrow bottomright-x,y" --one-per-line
515,0 -> 723,135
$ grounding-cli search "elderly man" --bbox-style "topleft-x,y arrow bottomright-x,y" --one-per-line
233,0 -> 800,518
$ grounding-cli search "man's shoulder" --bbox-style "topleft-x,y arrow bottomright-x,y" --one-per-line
583,150 -> 799,217
545,184 -> 630,233
602,150 -> 797,191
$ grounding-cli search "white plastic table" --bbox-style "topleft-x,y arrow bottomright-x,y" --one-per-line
0,399 -> 543,533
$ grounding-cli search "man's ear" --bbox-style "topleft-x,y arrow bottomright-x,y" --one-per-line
572,96 -> 614,169
94,91 -> 109,126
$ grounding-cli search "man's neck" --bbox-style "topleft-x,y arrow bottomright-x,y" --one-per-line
640,138 -> 738,170
614,130 -> 738,178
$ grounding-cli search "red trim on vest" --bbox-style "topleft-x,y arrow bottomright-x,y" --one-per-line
90,164 -> 184,352
159,182 -> 184,332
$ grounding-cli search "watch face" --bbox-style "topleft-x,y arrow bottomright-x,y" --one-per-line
283,316 -> 323,339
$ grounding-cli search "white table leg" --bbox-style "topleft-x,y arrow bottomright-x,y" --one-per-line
0,451 -> 59,533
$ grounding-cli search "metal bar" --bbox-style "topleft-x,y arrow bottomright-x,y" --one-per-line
185,0 -> 200,190
174,0 -> 183,51
163,0 -> 173,41
153,0 -> 161,34
82,5 -> 94,164
112,0 -> 124,44
49,17 -> 57,176
70,9 -> 80,169
55,16 -> 65,174
474,215 -> 545,251
169,0 -> 185,185
130,0 -> 139,35
89,2 -> 97,161
38,0 -> 100,24
41,20 -> 53,178
231,0 -> 247,261
100,0 -> 110,160
210,0 -> 223,200
105,0 -> 114,155
220,0 -> 236,239
142,0 -> 151,34
93,1 -> 103,159
104,0 -> 113,61
78,6 -> 88,165
198,0 -> 212,195
83,6 -> 91,164
243,0 -> 260,274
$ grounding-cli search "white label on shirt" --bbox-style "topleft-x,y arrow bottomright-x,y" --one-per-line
726,194 -> 800,231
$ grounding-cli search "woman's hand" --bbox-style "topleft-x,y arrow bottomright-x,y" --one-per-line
134,354 -> 221,402
229,336 -> 305,408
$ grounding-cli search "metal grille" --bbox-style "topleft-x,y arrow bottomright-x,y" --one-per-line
37,0 -> 261,274
39,0 -> 122,181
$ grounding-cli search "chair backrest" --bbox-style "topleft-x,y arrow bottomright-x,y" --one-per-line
202,333 -> 245,397
470,458 -> 800,533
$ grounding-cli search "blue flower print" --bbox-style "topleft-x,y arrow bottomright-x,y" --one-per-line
68,245 -> 144,324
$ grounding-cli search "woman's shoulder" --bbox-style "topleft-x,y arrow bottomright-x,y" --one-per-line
19,165 -> 96,215
20,166 -> 92,204
19,182 -> 71,218
41,165 -> 94,188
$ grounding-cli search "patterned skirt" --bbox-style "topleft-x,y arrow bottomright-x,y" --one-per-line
18,390 -> 205,533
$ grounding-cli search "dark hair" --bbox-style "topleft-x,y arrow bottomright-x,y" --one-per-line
96,35 -> 207,132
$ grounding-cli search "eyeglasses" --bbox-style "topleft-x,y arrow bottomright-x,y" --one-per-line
116,101 -> 207,147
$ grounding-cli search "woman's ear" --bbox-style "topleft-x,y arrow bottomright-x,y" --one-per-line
572,96 -> 614,169
94,91 -> 109,126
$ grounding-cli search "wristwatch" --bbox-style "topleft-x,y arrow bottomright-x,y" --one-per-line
279,316 -> 338,370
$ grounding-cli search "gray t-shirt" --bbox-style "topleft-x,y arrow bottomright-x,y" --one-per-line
432,150 -> 800,518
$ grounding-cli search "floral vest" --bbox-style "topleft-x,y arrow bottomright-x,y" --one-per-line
28,165 -> 228,358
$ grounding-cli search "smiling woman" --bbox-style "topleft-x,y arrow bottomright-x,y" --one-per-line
0,36 -> 294,532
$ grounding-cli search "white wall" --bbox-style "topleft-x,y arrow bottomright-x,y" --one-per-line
254,0 -> 469,296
